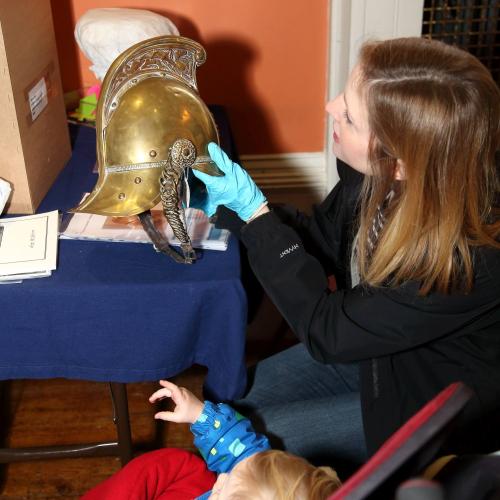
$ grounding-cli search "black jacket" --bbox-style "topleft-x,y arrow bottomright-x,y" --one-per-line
225,161 -> 500,456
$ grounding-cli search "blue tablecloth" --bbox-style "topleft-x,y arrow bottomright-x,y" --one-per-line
0,107 -> 248,401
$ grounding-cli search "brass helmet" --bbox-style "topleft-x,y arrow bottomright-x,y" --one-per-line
72,35 -> 223,263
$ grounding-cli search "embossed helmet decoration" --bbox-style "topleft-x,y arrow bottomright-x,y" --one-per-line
72,35 -> 223,263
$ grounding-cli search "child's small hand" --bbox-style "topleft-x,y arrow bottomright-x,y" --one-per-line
149,380 -> 204,424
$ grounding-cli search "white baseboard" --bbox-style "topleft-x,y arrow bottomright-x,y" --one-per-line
241,152 -> 327,196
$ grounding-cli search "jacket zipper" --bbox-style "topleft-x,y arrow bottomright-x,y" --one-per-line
371,358 -> 380,398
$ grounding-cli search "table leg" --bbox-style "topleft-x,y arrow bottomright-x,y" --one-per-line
0,380 -> 133,466
0,380 -> 10,486
109,382 -> 133,466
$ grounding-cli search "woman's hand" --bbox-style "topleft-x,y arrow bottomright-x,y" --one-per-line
149,380 -> 204,424
192,142 -> 267,221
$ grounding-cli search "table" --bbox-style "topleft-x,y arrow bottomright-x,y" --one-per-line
0,106 -> 248,464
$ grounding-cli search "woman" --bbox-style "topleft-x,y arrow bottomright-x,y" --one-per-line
193,37 -> 500,475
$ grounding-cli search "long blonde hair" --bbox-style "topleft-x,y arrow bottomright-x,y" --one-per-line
232,450 -> 341,500
355,37 -> 500,294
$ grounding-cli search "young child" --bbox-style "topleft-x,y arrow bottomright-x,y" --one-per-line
81,380 -> 341,500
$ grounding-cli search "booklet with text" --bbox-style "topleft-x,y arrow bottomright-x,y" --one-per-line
0,210 -> 59,282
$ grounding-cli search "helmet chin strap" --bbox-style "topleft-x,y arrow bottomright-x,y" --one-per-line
138,210 -> 194,264
139,138 -> 200,264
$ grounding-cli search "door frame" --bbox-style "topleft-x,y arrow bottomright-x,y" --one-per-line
325,0 -> 424,190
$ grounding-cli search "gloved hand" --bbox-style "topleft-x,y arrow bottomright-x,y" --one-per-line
191,142 -> 267,221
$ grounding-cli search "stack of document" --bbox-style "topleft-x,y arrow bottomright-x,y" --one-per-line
60,207 -> 229,251
0,210 -> 59,283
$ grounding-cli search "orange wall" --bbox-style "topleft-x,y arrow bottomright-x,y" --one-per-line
51,0 -> 329,155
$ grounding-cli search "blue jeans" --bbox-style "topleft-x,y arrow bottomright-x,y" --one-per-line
234,343 -> 367,477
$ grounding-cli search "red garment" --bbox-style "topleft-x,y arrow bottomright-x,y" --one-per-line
81,448 -> 216,500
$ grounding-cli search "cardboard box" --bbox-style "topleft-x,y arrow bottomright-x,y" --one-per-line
0,0 -> 71,214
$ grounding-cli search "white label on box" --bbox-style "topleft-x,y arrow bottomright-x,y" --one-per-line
28,77 -> 48,121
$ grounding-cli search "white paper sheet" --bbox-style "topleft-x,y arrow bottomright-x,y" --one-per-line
0,211 -> 59,278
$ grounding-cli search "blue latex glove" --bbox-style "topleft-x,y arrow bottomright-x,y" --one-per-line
191,143 -> 267,221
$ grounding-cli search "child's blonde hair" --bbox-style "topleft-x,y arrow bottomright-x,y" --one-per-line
232,450 -> 341,499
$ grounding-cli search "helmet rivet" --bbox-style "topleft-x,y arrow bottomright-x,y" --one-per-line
149,150 -> 157,158
134,177 -> 142,184
111,102 -> 116,108
118,193 -> 126,200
